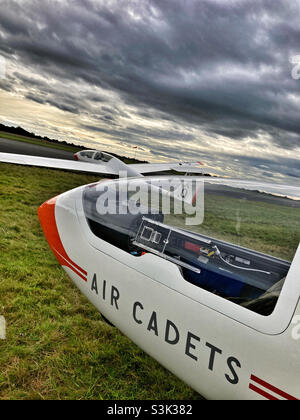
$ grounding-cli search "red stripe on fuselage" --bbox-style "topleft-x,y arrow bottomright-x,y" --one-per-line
249,383 -> 279,400
250,375 -> 298,400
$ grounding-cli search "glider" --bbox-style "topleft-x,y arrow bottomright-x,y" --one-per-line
37,175 -> 299,400
0,150 -> 205,177
1,150 -> 300,399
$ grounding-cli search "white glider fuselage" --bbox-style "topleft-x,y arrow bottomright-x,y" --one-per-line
0,150 -> 205,177
73,150 -> 205,177
38,178 -> 300,400
74,150 -> 142,177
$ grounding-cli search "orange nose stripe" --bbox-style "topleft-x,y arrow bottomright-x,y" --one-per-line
38,196 -> 87,282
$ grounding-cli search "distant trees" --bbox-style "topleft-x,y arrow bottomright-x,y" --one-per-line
0,123 -> 148,164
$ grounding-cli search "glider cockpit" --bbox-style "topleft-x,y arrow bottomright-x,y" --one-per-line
132,217 -> 288,315
93,152 -> 114,162
83,178 -> 296,317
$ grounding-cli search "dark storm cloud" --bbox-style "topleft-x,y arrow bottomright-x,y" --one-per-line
0,0 -> 299,176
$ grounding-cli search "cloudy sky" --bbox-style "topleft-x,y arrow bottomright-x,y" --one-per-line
0,0 -> 299,183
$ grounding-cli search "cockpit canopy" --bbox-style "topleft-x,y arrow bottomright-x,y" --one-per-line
83,177 -> 300,316
80,150 -> 95,159
79,150 -> 114,162
93,152 -> 113,162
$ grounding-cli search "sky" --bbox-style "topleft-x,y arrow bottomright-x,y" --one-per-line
0,0 -> 299,184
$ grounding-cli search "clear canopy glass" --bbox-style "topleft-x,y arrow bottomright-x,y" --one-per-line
83,177 -> 300,315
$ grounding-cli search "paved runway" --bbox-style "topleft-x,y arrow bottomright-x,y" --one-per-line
0,137 -> 75,160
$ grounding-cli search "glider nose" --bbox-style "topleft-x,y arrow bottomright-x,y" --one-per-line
38,196 -> 60,258
38,195 -> 88,282
38,195 -> 68,268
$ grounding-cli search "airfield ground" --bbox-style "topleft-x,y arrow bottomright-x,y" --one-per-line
0,131 -> 81,153
0,134 -> 78,161
0,132 -> 145,165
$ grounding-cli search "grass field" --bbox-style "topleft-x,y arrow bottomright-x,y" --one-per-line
165,190 -> 300,262
0,163 -> 201,400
